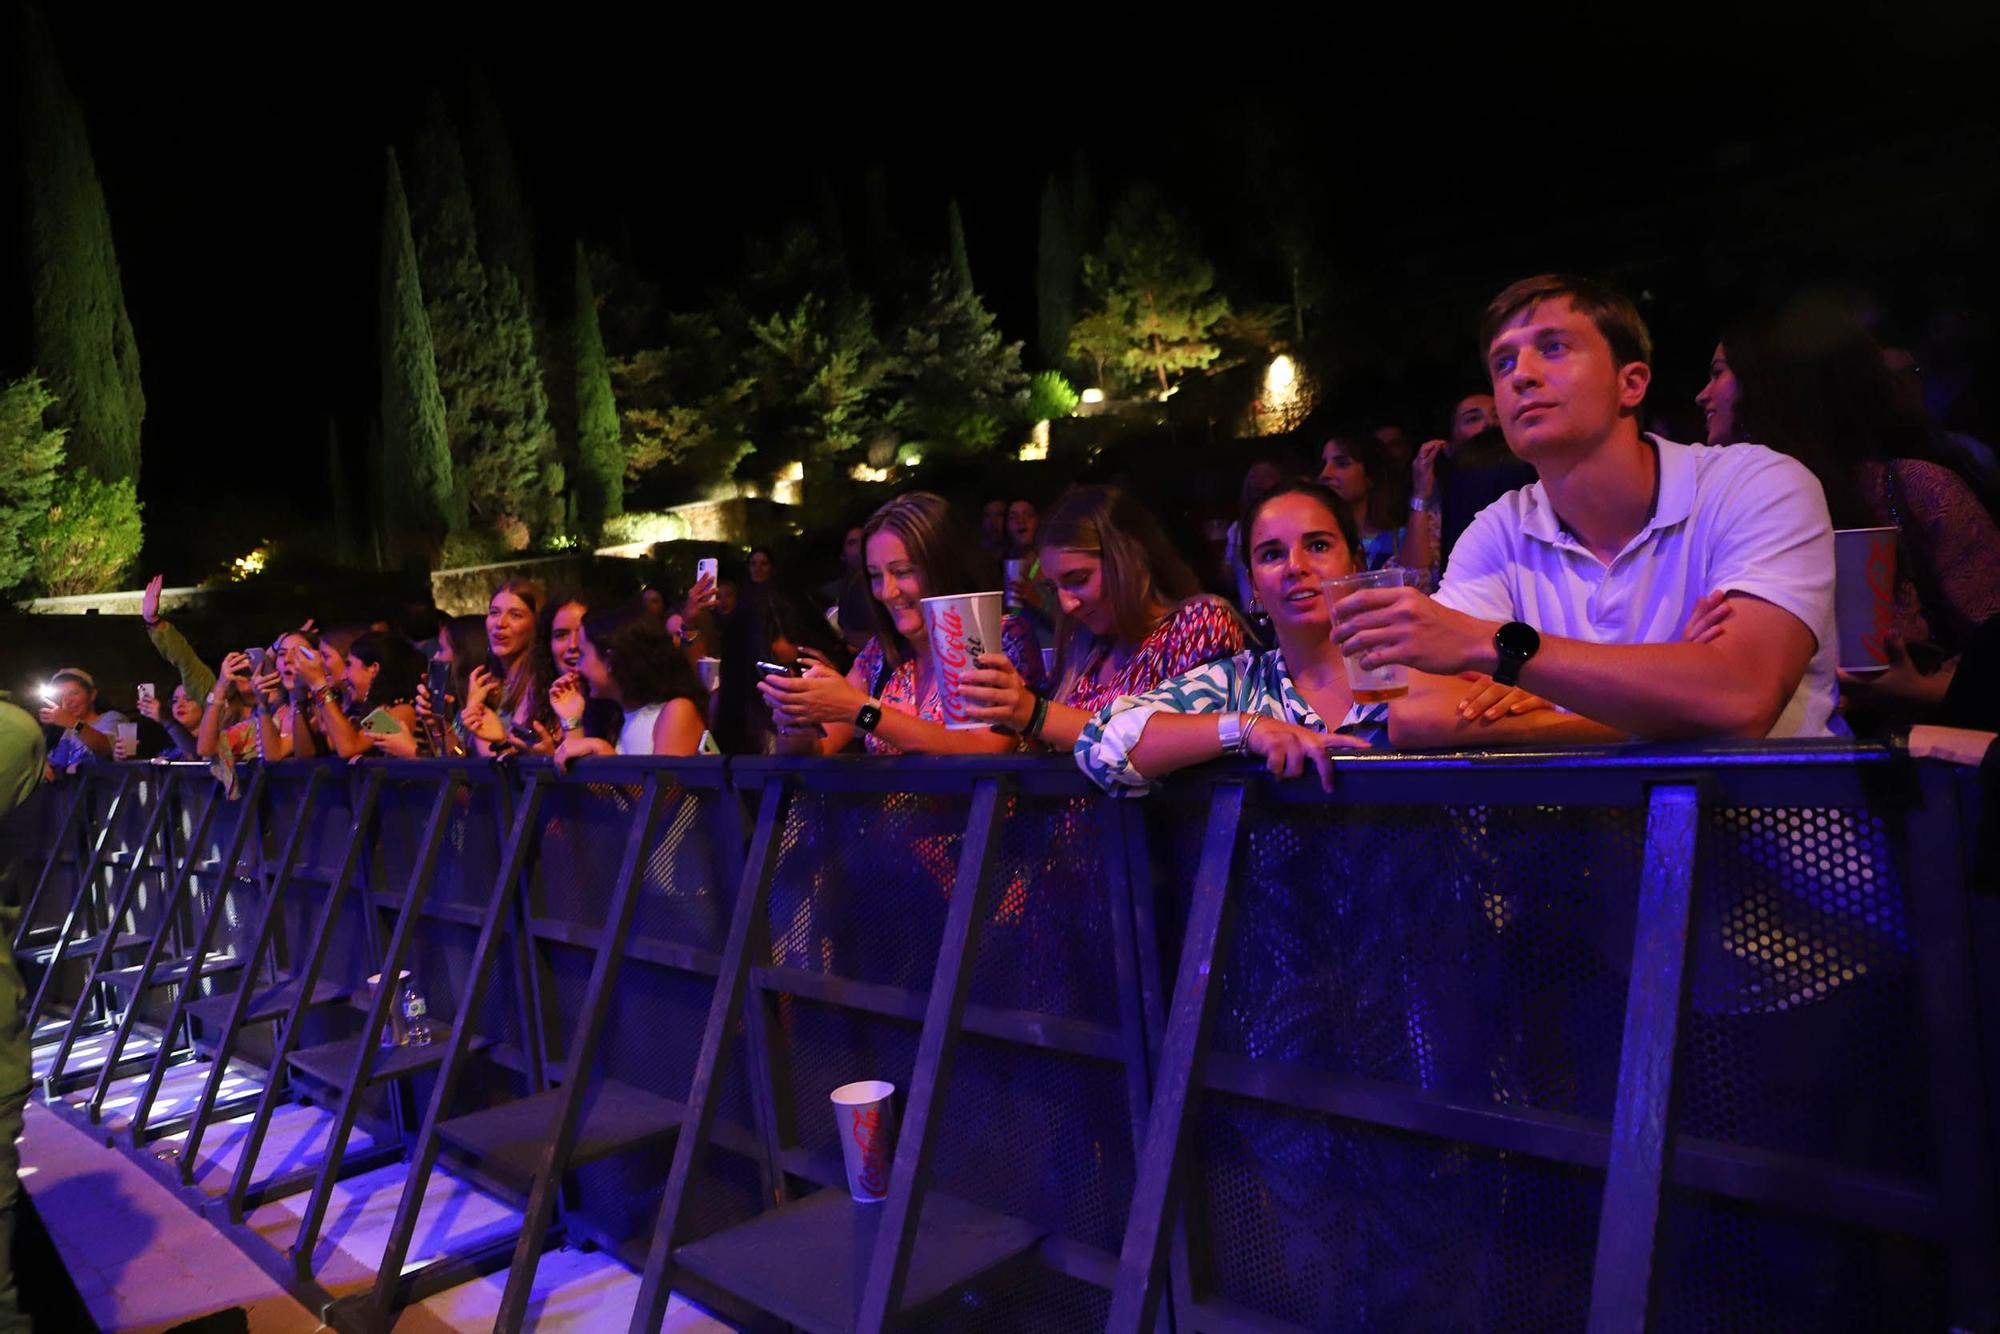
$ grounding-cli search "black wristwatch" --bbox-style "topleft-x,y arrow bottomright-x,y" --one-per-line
854,701 -> 883,733
1492,621 -> 1541,688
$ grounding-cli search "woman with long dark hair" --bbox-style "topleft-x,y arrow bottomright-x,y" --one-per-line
1075,479 -> 1383,792
759,492 -> 1042,755
958,485 -> 1244,750
1317,430 -> 1441,585
550,604 -> 711,761
457,578 -> 558,755
1701,297 -> 2000,720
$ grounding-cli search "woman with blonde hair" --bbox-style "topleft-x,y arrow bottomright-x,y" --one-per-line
759,492 -> 1043,754
958,484 -> 1244,749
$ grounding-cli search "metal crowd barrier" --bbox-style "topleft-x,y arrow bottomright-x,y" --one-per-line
2,743 -> 1993,1334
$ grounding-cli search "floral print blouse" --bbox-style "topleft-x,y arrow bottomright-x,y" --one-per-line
1059,597 -> 1246,717
850,613 -> 1043,755
1075,647 -> 1388,794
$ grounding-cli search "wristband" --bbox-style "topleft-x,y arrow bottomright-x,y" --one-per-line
1023,696 -> 1050,739
1408,495 -> 1431,513
1217,712 -> 1251,754
316,684 -> 341,706
559,715 -> 582,733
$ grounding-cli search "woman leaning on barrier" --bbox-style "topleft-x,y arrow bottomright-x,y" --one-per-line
758,492 -> 1045,755
955,484 -> 1246,751
1073,478 -> 1394,792
548,604 -> 714,763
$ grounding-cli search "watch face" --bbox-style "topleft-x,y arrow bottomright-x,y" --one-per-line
856,704 -> 883,732
1496,621 -> 1541,660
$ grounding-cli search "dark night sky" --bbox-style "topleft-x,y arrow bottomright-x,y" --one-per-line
5,9 -> 1998,579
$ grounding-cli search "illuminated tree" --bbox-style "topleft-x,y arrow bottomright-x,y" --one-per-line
17,7 -> 145,501
1070,185 -> 1230,396
0,374 -> 67,592
377,150 -> 457,539
410,96 -> 559,539
573,241 -> 625,533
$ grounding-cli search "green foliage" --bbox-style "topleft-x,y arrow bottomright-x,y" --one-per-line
409,97 -> 559,538
0,374 -> 68,593
609,336 -> 756,489
946,199 -> 974,297
1026,370 -> 1080,422
437,527 -> 512,570
573,241 -> 625,533
746,294 -> 894,465
887,266 -> 1027,456
1069,185 -> 1230,395
599,509 -> 692,548
23,472 -> 143,596
17,7 -> 145,484
377,149 -> 458,539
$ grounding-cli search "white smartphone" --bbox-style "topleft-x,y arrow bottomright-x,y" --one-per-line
696,557 -> 719,585
137,682 -> 156,707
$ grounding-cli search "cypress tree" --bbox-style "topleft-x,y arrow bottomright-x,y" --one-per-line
378,150 -> 456,540
946,198 -> 974,298
409,95 -> 558,539
1036,174 -> 1077,369
572,241 -> 624,535
16,6 -> 145,484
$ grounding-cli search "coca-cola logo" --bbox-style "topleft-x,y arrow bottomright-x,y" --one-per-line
849,1104 -> 893,1197
931,605 -> 987,725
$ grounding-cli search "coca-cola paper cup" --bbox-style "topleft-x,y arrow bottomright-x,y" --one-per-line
1833,527 -> 1899,674
830,1079 -> 898,1203
921,591 -> 1005,729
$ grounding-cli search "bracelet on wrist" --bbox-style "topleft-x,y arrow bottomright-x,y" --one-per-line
1023,695 -> 1051,740
559,715 -> 582,734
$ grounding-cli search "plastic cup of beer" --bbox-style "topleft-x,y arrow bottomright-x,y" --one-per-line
830,1079 -> 898,1202
1324,567 -> 1412,703
920,591 -> 1005,729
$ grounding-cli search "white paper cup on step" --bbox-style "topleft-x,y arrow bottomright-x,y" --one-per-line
830,1079 -> 898,1202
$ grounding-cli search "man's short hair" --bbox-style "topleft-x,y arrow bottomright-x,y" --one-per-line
1480,274 -> 1653,369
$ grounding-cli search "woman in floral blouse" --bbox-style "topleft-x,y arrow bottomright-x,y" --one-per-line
760,492 -> 1042,755
957,485 -> 1245,750
1075,478 -> 1389,794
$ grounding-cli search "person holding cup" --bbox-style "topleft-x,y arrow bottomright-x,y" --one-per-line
1074,479 -> 1383,794
957,485 -> 1245,751
759,492 -> 1043,755
1335,274 -> 1839,747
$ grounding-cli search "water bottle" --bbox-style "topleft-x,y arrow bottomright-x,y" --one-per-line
400,983 -> 432,1046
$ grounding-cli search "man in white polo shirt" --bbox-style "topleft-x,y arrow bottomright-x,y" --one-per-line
1333,273 -> 1839,744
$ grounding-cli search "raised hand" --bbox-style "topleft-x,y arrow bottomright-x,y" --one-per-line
141,573 -> 164,625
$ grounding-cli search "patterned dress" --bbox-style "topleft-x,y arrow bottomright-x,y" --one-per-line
1075,648 -> 1389,794
1059,597 -> 1246,717
850,613 -> 1043,755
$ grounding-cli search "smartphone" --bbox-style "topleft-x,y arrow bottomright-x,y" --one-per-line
360,708 -> 405,736
37,683 -> 54,704
505,719 -> 540,748
246,646 -> 267,675
425,657 -> 451,706
755,659 -> 801,678
697,557 -> 719,585
137,682 -> 156,707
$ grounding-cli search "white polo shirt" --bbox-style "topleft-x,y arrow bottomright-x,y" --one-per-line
1434,435 -> 1840,738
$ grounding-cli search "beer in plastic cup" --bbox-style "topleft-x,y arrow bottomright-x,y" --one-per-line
830,1079 -> 898,1202
116,722 -> 139,748
1003,559 -> 1026,610
1833,527 -> 1899,674
366,969 -> 413,1047
1325,567 -> 1412,703
694,657 -> 721,693
920,591 -> 1005,729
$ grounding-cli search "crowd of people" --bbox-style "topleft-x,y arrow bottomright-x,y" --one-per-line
29,274 -> 2000,795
